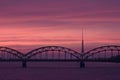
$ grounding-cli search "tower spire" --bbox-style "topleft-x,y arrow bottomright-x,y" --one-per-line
81,27 -> 84,54
80,27 -> 85,68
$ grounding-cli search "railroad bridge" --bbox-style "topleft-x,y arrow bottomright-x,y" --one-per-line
0,45 -> 120,68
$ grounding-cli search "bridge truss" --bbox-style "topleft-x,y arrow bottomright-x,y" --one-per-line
84,45 -> 120,62
0,47 -> 23,61
0,45 -> 120,68
25,46 -> 81,61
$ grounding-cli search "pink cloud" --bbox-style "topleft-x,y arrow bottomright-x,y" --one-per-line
0,0 -> 120,52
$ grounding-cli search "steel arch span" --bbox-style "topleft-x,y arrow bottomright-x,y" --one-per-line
0,47 -> 23,61
25,46 -> 81,61
84,45 -> 120,62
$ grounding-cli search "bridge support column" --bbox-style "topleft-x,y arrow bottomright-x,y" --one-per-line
22,60 -> 27,68
80,61 -> 85,68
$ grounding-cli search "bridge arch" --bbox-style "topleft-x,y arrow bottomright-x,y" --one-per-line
0,47 -> 23,60
84,45 -> 120,61
25,46 -> 81,61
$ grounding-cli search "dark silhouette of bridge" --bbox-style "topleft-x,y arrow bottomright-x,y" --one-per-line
0,45 -> 120,68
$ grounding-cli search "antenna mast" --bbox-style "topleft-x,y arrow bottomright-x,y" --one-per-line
81,27 -> 84,54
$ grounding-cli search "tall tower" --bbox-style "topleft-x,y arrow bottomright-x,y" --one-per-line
81,28 -> 84,54
80,28 -> 85,68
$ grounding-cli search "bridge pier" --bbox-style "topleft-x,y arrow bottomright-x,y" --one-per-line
22,60 -> 27,68
80,61 -> 85,68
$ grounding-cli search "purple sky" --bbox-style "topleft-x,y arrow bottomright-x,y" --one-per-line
0,0 -> 120,52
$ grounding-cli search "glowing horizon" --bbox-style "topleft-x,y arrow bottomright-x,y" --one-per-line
0,0 -> 120,52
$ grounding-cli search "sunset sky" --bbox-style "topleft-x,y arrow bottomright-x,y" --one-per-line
0,0 -> 120,52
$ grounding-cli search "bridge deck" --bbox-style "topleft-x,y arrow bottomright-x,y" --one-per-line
0,59 -> 80,62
